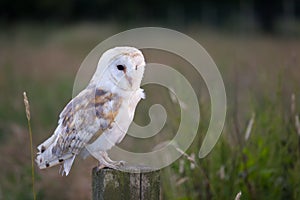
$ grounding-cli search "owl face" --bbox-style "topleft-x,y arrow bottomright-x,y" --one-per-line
108,51 -> 145,91
91,47 -> 145,91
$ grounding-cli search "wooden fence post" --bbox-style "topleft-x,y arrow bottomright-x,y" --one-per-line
92,166 -> 160,200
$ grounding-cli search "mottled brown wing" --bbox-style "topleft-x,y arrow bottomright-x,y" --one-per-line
51,86 -> 122,157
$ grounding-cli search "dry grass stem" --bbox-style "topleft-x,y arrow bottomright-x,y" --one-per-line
174,146 -> 198,167
190,153 -> 195,169
218,165 -> 225,180
295,115 -> 300,136
23,92 -> 31,120
234,191 -> 242,200
291,93 -> 296,114
179,159 -> 184,174
176,177 -> 189,186
245,112 -> 255,141
23,92 -> 36,200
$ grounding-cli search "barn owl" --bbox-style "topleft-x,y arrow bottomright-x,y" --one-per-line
36,46 -> 146,176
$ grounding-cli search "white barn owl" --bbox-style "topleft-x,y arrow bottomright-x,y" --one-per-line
36,47 -> 146,176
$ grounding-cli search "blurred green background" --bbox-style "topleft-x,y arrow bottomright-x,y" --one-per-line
1,0 -> 300,199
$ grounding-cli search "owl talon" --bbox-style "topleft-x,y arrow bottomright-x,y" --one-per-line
97,160 -> 125,170
118,160 -> 125,166
97,164 -> 106,171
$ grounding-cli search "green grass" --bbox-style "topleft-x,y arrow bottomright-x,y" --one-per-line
159,91 -> 300,199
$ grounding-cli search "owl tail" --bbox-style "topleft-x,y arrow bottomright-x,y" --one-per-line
36,134 -> 75,176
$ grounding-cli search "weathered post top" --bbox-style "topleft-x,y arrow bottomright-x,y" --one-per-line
92,166 -> 160,200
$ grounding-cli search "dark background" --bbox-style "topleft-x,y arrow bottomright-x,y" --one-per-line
1,0 -> 300,33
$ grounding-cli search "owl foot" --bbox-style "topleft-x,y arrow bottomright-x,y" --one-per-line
97,160 -> 125,170
96,151 -> 125,170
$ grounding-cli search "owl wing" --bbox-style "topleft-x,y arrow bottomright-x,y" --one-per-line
55,87 -> 122,154
36,86 -> 122,174
83,88 -> 145,158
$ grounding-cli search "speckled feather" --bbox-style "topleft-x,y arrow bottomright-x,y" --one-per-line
36,86 -> 122,170
55,87 -> 121,154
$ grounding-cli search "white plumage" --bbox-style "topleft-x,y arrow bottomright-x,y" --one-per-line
36,47 -> 146,176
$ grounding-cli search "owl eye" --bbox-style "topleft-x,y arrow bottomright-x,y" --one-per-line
117,65 -> 125,71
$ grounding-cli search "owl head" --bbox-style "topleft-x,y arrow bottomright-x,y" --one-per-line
91,46 -> 145,91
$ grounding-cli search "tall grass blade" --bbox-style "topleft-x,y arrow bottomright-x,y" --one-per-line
23,92 -> 36,200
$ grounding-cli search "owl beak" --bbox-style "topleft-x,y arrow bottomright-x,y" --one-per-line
125,75 -> 133,87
